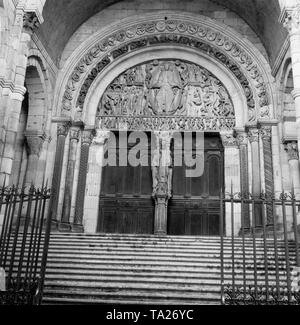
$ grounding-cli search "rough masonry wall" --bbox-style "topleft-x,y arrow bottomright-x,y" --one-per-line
59,0 -> 269,69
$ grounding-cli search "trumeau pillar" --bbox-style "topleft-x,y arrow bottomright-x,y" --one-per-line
73,129 -> 94,233
247,126 -> 263,228
152,131 -> 173,236
235,129 -> 251,230
50,122 -> 71,228
59,126 -> 80,232
281,5 -> 300,155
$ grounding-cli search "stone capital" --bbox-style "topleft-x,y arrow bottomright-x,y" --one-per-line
237,134 -> 248,147
92,130 -> 109,146
247,128 -> 260,144
284,140 -> 299,161
23,11 -> 40,34
57,122 -> 71,137
280,5 -> 300,34
259,125 -> 272,142
25,135 -> 45,156
220,132 -> 237,147
69,127 -> 80,141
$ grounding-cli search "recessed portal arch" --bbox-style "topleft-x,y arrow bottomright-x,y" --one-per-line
83,47 -> 247,128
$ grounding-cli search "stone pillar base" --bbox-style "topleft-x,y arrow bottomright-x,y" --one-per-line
154,230 -> 167,236
72,224 -> 84,233
50,219 -> 59,231
58,222 -> 72,232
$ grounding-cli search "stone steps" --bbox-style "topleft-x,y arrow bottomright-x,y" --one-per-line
4,233 -> 297,305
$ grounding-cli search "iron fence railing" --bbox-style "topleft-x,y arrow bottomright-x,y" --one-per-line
0,181 -> 52,305
220,186 -> 300,305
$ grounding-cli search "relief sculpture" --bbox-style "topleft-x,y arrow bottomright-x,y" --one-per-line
97,59 -> 235,131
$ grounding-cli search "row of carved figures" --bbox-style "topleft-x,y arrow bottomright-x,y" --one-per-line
98,60 -> 235,118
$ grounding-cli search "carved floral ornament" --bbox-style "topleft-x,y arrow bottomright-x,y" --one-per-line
283,4 -> 300,33
23,12 -> 40,33
284,141 -> 299,161
96,59 -> 235,131
61,18 -> 271,124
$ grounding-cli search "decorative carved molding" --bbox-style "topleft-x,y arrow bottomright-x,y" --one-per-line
292,88 -> 300,100
23,12 -> 39,34
284,141 -> 299,161
282,5 -> 300,34
247,128 -> 260,144
60,17 -> 270,123
98,116 -> 235,132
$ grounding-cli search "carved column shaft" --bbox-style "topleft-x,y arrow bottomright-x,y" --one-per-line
23,134 -> 44,188
60,127 -> 80,231
284,141 -> 300,198
73,129 -> 94,232
260,126 -> 275,225
50,123 -> 70,225
220,132 -> 241,236
236,131 -> 250,229
282,6 -> 300,154
247,127 -> 262,227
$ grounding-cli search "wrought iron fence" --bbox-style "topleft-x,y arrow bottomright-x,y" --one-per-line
220,187 -> 300,305
0,182 -> 52,305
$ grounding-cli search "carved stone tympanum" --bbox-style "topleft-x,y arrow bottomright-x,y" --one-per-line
97,59 -> 235,131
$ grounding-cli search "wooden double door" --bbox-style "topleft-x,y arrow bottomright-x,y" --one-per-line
97,132 -> 224,236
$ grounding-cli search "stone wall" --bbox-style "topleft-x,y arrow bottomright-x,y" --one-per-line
60,0 -> 269,69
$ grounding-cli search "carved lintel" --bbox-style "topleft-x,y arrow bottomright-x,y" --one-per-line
23,12 -> 40,34
284,141 -> 299,161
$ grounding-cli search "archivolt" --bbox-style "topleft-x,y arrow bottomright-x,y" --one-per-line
55,12 -> 275,123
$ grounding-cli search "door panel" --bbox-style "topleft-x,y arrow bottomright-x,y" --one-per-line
168,133 -> 224,236
98,132 -> 154,234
